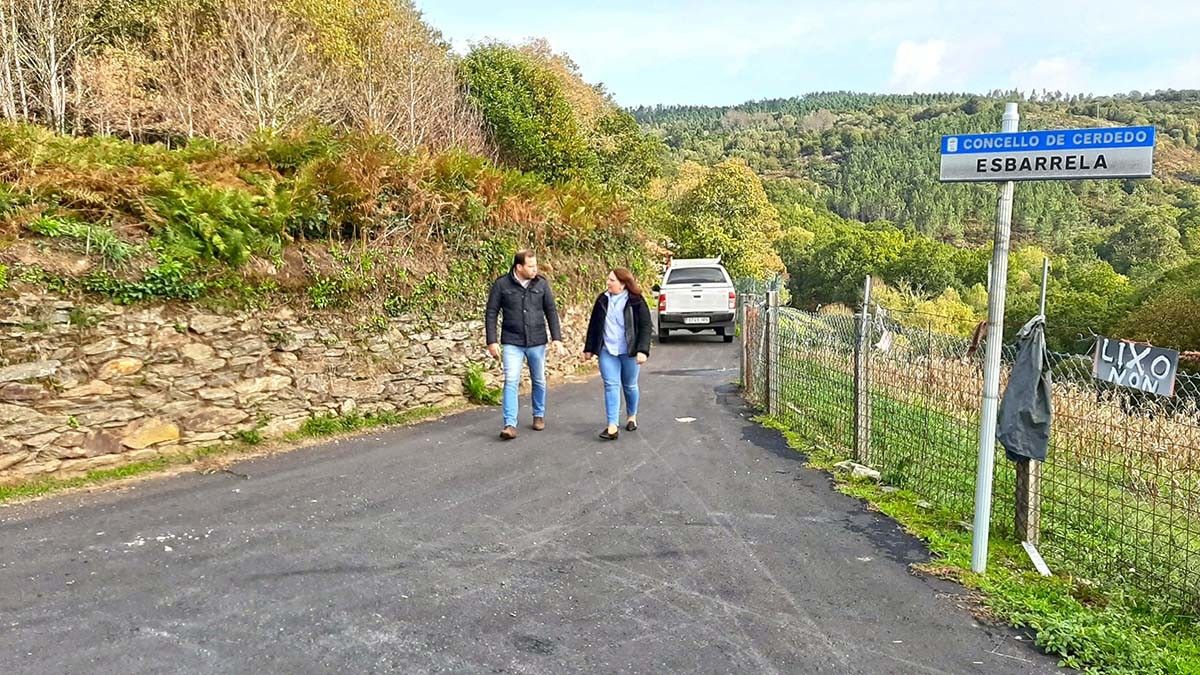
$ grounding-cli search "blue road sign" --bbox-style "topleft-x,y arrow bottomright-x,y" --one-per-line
940,126 -> 1156,182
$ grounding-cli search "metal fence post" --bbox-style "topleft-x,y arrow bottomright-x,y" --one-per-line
854,276 -> 873,465
738,293 -> 747,391
767,289 -> 780,416
1015,257 -> 1050,544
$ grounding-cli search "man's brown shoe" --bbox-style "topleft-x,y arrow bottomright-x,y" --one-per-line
532,416 -> 545,431
500,426 -> 517,440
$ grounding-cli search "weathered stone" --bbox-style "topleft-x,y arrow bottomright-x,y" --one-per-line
1,438 -> 23,454
273,351 -> 299,365
173,376 -> 207,392
151,326 -> 189,350
230,338 -> 269,357
49,347 -> 74,361
158,401 -> 201,418
339,399 -> 357,415
132,394 -> 170,411
0,382 -> 49,401
184,407 -> 249,433
126,448 -> 164,462
228,355 -> 261,369
125,307 -> 164,324
61,455 -> 123,473
261,417 -> 304,438
189,314 -> 237,335
79,406 -> 141,426
184,432 -> 225,444
62,380 -> 115,399
22,458 -> 64,476
58,431 -> 86,448
0,451 -> 31,471
148,363 -> 189,379
83,430 -> 123,457
198,387 -> 237,401
233,375 -> 292,395
81,337 -> 123,356
121,417 -> 180,449
442,378 -> 465,397
330,379 -> 382,399
0,360 -> 61,383
22,431 -> 60,448
46,445 -> 89,460
421,392 -> 449,406
98,357 -> 144,379
851,465 -> 882,482
0,404 -> 59,436
180,342 -> 217,362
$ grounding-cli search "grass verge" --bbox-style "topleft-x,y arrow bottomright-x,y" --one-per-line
758,416 -> 1200,675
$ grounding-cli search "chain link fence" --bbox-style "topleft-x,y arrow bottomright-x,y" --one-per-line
742,293 -> 1200,615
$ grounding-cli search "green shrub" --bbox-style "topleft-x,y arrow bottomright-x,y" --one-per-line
464,363 -> 501,405
153,184 -> 282,266
233,428 -> 264,446
82,259 -> 204,304
26,214 -> 138,268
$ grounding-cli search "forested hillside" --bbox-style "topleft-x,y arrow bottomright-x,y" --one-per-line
637,91 -> 1200,353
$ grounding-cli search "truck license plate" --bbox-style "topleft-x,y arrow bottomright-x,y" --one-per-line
684,317 -> 710,325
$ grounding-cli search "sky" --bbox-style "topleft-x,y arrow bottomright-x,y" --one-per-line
414,0 -> 1200,107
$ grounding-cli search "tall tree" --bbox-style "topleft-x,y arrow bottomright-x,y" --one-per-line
669,159 -> 784,280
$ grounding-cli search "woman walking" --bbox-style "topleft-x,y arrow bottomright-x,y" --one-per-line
583,268 -> 653,440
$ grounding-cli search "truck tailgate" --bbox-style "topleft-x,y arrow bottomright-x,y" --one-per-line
665,285 -> 729,312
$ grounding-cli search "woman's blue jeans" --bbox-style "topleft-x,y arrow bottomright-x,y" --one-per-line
598,350 -> 640,427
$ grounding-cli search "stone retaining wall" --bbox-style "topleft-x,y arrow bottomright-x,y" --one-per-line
0,292 -> 587,482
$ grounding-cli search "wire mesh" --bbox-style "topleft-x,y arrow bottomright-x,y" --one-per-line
742,296 -> 1200,615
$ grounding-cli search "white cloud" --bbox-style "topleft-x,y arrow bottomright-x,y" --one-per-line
1152,54 -> 1200,90
1010,57 -> 1089,95
889,40 -> 947,92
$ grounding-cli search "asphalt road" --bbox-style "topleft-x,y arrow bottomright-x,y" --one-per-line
0,336 -> 1061,674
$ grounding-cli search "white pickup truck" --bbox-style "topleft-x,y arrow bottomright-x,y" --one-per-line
651,258 -> 736,343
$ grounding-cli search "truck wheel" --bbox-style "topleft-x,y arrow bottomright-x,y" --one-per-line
658,329 -> 671,343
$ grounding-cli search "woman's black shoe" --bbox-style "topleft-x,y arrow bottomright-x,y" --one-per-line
626,420 -> 638,432
599,428 -> 619,440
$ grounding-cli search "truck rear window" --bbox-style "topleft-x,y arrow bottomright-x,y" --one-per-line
665,268 -> 727,285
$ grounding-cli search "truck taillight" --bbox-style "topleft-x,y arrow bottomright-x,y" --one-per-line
728,291 -> 736,310
658,294 -> 666,312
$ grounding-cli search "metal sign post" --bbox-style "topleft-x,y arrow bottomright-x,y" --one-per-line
1039,257 -> 1050,316
969,102 -> 1020,574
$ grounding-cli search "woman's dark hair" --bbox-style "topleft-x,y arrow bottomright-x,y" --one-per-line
612,268 -> 642,297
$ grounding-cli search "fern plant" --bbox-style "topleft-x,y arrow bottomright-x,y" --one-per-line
464,363 -> 501,406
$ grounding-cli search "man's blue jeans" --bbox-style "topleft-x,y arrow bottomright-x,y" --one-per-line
502,344 -> 547,428
598,350 -> 640,427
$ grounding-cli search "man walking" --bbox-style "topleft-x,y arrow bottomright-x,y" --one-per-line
485,250 -> 563,440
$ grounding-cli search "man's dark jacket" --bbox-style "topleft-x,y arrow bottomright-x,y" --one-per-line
584,292 -> 653,357
485,272 -> 562,347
